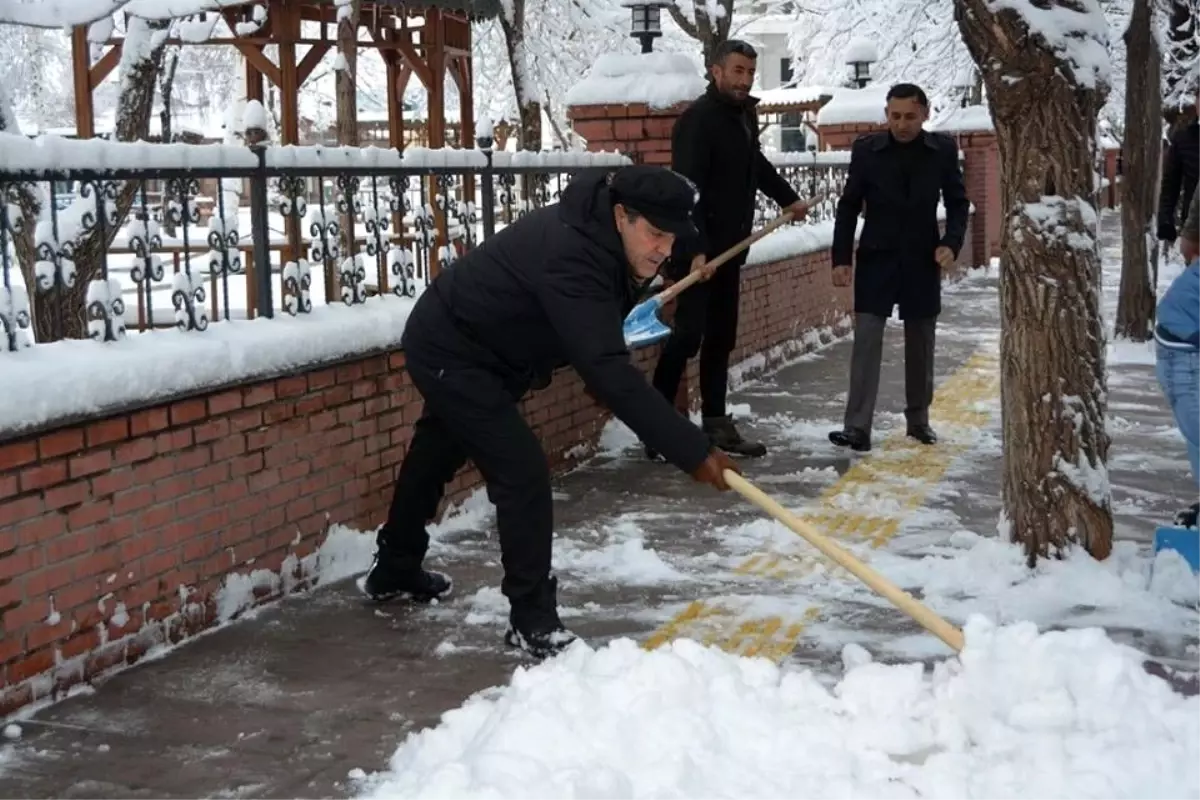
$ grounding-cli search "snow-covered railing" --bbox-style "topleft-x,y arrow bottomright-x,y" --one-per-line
757,151 -> 851,227
0,134 -> 633,351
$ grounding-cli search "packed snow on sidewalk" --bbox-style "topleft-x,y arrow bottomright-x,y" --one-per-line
354,617 -> 1198,800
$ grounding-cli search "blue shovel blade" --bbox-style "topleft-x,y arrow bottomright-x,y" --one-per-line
623,295 -> 671,348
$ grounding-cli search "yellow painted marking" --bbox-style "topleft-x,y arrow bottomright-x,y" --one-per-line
642,347 -> 1000,663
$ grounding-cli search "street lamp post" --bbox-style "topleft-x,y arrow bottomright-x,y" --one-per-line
621,0 -> 670,54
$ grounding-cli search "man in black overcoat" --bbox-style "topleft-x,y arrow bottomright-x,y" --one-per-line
361,165 -> 740,659
648,39 -> 811,460
828,83 -> 970,453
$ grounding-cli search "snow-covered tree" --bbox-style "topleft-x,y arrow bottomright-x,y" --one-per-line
0,0 -> 131,26
955,0 -> 1114,565
1115,0 -> 1161,341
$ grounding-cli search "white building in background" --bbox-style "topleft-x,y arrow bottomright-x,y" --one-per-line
733,13 -> 831,153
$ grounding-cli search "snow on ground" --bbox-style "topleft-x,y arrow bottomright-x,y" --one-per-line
356,618 -> 1197,800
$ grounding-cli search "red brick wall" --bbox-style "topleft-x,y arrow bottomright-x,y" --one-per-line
567,103 -> 688,166
950,131 -> 1002,267
0,243 -> 866,716
818,121 -> 886,151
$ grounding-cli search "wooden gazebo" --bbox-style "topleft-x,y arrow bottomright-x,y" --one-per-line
70,0 -> 501,149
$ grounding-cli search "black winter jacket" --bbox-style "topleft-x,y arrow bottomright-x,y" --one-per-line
668,84 -> 800,278
401,169 -> 712,473
831,130 -> 970,320
1158,121 -> 1199,241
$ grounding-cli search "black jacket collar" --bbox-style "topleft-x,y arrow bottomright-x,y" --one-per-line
870,129 -> 940,152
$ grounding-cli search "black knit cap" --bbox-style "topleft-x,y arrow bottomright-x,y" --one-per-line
610,165 -> 699,237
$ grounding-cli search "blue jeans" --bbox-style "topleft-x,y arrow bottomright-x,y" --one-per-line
1156,342 -> 1200,486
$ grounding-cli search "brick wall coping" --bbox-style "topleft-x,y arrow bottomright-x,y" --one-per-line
0,230 -> 855,442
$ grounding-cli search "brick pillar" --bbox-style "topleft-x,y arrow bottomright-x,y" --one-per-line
948,130 -> 1001,267
566,102 -> 689,165
817,121 -> 885,150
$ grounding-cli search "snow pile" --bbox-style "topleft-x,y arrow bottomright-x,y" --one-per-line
931,104 -> 995,133
816,84 -> 890,126
358,617 -> 1198,799
565,52 -> 706,110
843,36 -> 880,65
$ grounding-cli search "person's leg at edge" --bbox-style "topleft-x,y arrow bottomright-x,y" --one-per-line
363,407 -> 467,602
903,315 -> 938,444
1157,342 -> 1200,527
647,280 -> 711,460
698,266 -> 765,457
409,358 -> 572,657
831,312 -> 887,452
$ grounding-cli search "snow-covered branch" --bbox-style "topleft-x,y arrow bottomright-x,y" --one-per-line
0,0 -> 131,27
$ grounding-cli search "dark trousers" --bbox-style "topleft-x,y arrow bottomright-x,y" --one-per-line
651,264 -> 741,419
380,350 -> 552,602
843,312 -> 936,436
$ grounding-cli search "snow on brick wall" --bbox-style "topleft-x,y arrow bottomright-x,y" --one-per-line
931,104 -> 995,134
565,52 -> 707,110
816,84 -> 890,127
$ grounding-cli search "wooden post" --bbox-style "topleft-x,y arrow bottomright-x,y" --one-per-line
71,27 -> 96,139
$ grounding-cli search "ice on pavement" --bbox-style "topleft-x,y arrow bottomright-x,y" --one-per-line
357,617 -> 1199,799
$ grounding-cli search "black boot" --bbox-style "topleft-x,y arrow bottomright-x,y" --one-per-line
359,549 -> 452,603
704,415 -> 767,458
1174,502 -> 1199,529
504,576 -> 579,659
906,424 -> 938,445
829,428 -> 871,452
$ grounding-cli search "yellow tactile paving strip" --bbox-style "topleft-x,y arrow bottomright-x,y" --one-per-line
642,348 -> 1000,661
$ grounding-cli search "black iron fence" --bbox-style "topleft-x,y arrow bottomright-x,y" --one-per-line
0,137 -> 850,352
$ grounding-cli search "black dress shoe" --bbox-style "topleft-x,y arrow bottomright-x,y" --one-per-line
829,429 -> 871,452
907,424 -> 938,445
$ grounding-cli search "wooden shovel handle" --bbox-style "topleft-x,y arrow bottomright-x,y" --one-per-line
724,470 -> 967,653
656,211 -> 795,306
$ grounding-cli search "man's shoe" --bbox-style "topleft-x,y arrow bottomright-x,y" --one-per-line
703,415 -> 767,458
906,424 -> 938,445
829,428 -> 871,452
359,550 -> 453,603
644,444 -> 667,463
1174,502 -> 1199,529
504,576 -> 579,659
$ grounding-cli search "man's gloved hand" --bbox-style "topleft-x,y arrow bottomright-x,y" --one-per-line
1158,220 -> 1177,243
691,448 -> 741,491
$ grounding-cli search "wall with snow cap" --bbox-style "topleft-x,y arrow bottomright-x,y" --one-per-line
930,104 -> 995,134
565,52 -> 707,111
816,84 -> 890,127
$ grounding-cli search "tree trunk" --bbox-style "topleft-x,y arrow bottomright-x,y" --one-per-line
13,15 -> 170,342
498,0 -> 541,151
666,0 -> 733,66
1115,0 -> 1162,340
954,0 -> 1114,565
159,44 -> 181,236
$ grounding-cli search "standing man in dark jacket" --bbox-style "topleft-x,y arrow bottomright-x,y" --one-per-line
1158,90 -> 1199,247
648,39 -> 811,460
828,83 -> 970,453
361,165 -> 740,659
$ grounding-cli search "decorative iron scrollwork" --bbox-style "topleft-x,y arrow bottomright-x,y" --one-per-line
388,247 -> 416,299
172,270 -> 208,331
283,259 -> 313,315
86,278 -> 126,342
